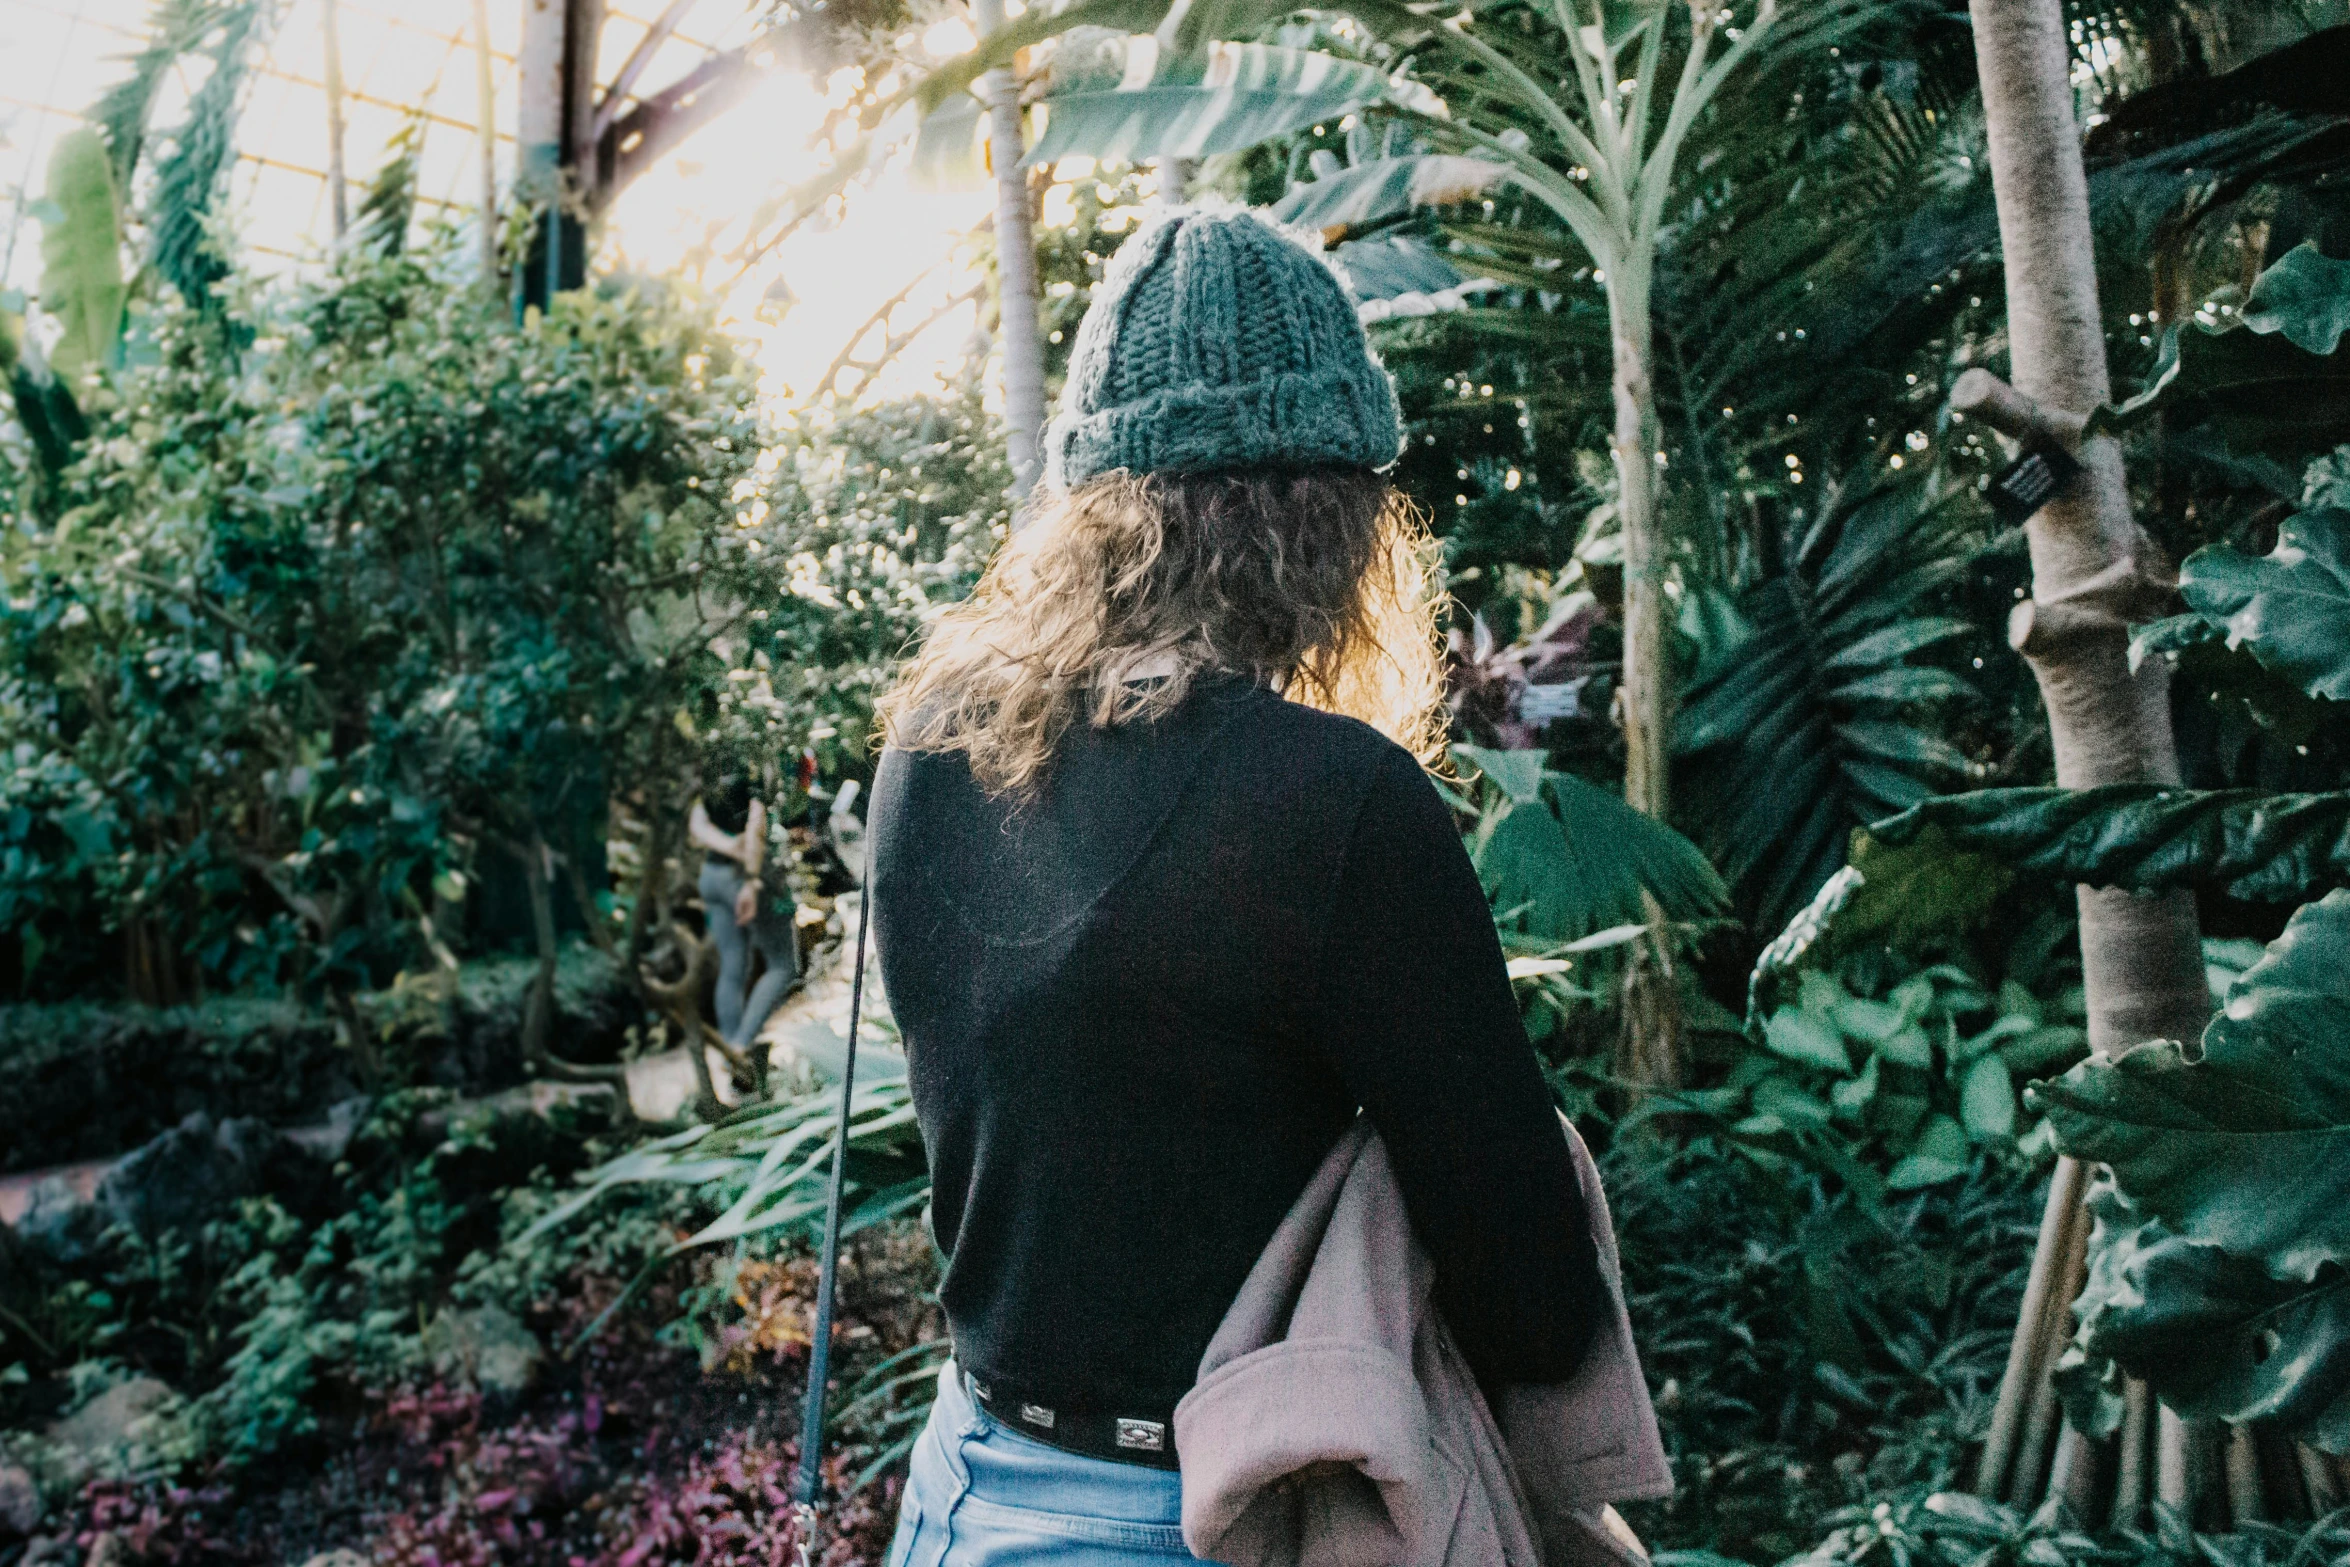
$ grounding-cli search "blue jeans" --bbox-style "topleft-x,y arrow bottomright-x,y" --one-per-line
887,1364 -> 1216,1567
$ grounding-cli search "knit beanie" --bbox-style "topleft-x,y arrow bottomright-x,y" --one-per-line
1042,208 -> 1403,488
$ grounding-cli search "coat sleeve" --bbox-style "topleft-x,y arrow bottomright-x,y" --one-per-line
1306,744 -> 1605,1385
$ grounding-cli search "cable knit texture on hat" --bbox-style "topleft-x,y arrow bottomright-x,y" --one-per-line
1043,208 -> 1404,488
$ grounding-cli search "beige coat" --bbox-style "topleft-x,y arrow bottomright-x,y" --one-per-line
1172,1118 -> 1670,1567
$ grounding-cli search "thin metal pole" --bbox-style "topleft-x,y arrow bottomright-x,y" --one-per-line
790,890 -> 871,1559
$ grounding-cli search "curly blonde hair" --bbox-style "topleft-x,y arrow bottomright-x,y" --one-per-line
878,467 -> 1447,796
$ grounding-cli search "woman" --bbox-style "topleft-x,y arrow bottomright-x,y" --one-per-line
867,209 -> 1604,1567
690,769 -> 799,1053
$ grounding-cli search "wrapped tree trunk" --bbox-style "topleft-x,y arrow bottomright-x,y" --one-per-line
1962,0 -> 2213,1519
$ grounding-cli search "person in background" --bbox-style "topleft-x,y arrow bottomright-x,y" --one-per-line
691,769 -> 800,1053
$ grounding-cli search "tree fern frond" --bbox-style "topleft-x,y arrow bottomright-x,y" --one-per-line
89,0 -> 239,188
146,0 -> 268,311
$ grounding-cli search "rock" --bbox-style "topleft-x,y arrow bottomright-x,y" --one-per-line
13,1176 -> 105,1267
44,1377 -> 171,1459
424,1305 -> 543,1397
92,1112 -> 275,1236
0,1463 -> 41,1536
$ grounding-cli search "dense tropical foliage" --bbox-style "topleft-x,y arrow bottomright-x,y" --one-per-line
6,0 -> 2350,1560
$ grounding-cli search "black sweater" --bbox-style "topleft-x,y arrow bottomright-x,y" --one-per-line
868,675 -> 1602,1415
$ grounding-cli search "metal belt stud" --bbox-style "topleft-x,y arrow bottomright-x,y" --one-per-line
1019,1402 -> 1058,1429
1116,1418 -> 1168,1453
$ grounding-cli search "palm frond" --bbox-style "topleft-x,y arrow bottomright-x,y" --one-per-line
89,0 -> 239,187
353,111 -> 426,259
1459,744 -> 1731,943
1677,473 -> 1988,927
147,0 -> 267,311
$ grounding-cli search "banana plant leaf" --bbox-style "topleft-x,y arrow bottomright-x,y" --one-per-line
36,128 -> 127,383
1269,153 -> 1511,235
2029,889 -> 2350,1285
1027,44 -> 1389,165
1872,784 -> 2350,903
2177,506 -> 2350,703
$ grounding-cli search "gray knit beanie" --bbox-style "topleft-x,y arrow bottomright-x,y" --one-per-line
1042,208 -> 1403,488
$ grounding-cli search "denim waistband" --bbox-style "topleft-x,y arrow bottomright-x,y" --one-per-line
888,1360 -> 1200,1567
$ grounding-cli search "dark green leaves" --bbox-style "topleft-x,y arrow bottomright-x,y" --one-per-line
2098,243 -> 2350,453
2036,892 -> 2350,1450
1677,476 -> 1985,926
2240,243 -> 2350,355
1457,745 -> 1727,943
1892,502 -> 2350,903
2179,507 -> 2350,703
1872,784 -> 2350,902
2034,891 -> 2350,1283
2059,1183 -> 2350,1452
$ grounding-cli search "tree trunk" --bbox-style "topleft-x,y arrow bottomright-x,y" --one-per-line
1966,0 -> 2212,1517
1610,271 -> 1669,823
973,0 -> 1046,500
472,0 -> 500,281
321,0 -> 349,243
1608,267 -> 1684,1089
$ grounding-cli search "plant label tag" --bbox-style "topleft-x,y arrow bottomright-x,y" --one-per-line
1986,448 -> 2082,524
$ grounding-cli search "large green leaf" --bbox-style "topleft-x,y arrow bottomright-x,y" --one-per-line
2096,244 -> 2350,453
2177,507 -> 2350,703
1677,474 -> 1985,927
1269,153 -> 1510,235
1027,44 -> 1389,164
1872,784 -> 2350,903
2059,1179 -> 2350,1454
36,128 -> 127,383
1459,745 -> 1729,943
2240,243 -> 2350,355
2030,889 -> 2350,1283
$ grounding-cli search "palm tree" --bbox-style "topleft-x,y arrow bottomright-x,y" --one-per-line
973,0 -> 1050,499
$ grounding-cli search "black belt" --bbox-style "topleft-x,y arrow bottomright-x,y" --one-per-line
964,1370 -> 1181,1471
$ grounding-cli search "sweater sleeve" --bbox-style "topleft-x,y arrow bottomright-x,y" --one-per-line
1308,745 -> 1605,1386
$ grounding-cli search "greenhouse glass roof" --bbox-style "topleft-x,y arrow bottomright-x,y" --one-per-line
0,0 -> 996,399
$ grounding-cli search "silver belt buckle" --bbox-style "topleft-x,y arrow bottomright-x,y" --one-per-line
1116,1417 -> 1167,1453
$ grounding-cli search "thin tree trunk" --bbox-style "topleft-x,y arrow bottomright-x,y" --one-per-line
520,833 -> 560,1074
321,0 -> 349,242
1610,271 -> 1669,823
1608,267 -> 1683,1089
973,0 -> 1046,500
1965,0 -> 2212,1520
472,0 -> 499,280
